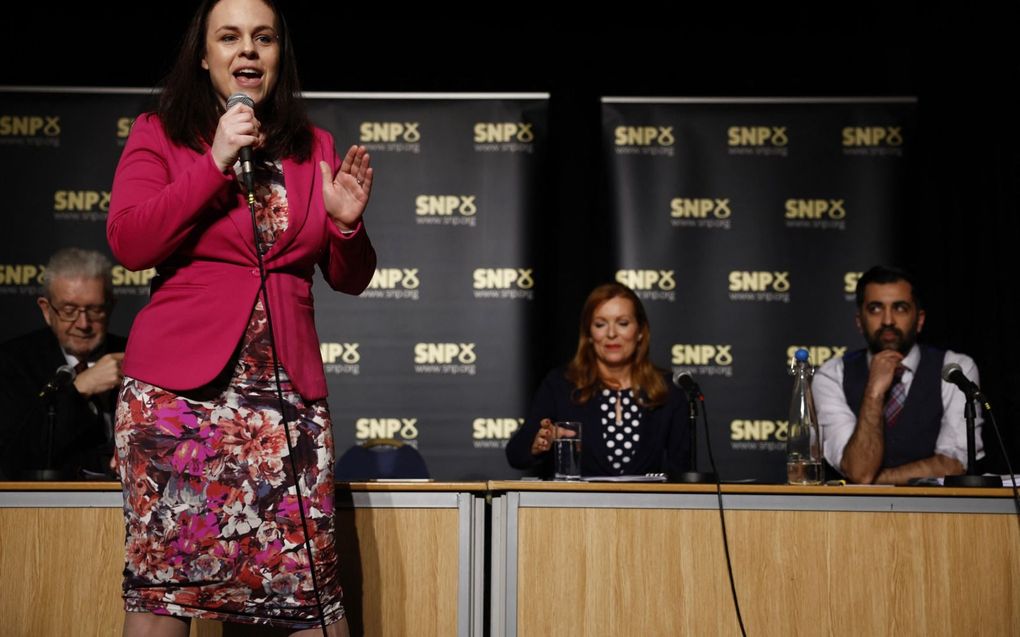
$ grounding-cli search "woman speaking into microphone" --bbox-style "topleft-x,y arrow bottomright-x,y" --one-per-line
107,0 -> 375,635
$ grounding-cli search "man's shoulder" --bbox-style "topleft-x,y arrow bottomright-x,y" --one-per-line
0,328 -> 56,357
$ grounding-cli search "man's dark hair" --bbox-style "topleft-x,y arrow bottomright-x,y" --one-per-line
854,265 -> 923,310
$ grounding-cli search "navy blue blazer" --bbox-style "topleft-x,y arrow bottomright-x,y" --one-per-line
506,368 -> 691,478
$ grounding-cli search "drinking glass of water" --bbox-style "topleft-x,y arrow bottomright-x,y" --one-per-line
553,421 -> 582,480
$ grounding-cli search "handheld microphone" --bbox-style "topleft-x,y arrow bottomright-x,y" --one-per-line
672,371 -> 703,399
941,363 -> 983,401
39,364 -> 77,399
226,92 -> 256,193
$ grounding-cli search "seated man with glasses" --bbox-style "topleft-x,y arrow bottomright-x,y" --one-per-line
0,248 -> 126,480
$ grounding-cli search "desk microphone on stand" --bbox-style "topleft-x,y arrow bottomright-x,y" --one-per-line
672,371 -> 717,483
941,363 -> 999,488
23,364 -> 78,481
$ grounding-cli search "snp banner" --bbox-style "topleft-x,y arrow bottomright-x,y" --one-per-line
0,88 -> 156,339
0,88 -> 547,481
603,97 -> 916,482
295,93 -> 547,480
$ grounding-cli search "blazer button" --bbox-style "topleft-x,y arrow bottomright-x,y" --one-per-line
250,269 -> 259,276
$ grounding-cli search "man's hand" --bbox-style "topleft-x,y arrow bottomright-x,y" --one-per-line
72,353 -> 124,397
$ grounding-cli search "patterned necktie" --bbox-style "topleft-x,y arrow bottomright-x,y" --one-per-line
883,366 -> 907,428
73,359 -> 88,375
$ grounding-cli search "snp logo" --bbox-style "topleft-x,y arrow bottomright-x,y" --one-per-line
54,190 -> 111,212
473,268 -> 533,289
116,117 -> 135,139
727,126 -> 788,147
370,268 -> 420,289
784,199 -> 846,220
844,271 -> 862,295
728,271 -> 790,292
616,270 -> 675,301
355,418 -> 419,441
672,345 -> 733,366
415,195 -> 477,217
473,418 -> 523,440
111,267 -> 156,287
787,345 -> 847,367
0,115 -> 60,137
474,122 -> 534,143
731,420 -> 789,442
614,126 -> 675,146
321,342 -> 361,375
415,343 -> 477,364
473,268 -> 534,300
320,343 -> 361,364
359,122 -> 420,143
616,270 -> 675,291
0,264 -> 44,286
842,126 -> 903,147
670,198 -> 731,219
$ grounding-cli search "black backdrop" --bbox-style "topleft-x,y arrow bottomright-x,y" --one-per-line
2,5 -> 1017,473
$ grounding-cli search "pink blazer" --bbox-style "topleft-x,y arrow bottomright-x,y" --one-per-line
108,114 -> 376,401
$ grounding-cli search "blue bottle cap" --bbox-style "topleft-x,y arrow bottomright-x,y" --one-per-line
794,348 -> 810,362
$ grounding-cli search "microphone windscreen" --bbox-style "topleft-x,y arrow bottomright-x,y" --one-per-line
941,362 -> 962,382
226,92 -> 254,110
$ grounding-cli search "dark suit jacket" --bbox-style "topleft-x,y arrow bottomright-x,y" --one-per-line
506,368 -> 691,478
0,328 -> 126,480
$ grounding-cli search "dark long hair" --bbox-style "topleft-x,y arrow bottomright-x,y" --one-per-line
565,283 -> 668,407
157,0 -> 312,161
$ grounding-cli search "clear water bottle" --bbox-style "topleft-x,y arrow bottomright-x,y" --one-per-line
787,348 -> 823,485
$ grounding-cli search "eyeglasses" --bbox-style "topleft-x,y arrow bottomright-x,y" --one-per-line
47,302 -> 109,322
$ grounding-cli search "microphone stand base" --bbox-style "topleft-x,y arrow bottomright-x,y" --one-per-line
673,471 -> 718,484
943,474 -> 1001,488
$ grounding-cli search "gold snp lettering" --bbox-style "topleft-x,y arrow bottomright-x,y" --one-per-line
785,345 -> 848,366
670,198 -> 732,219
472,418 -> 523,439
728,271 -> 790,292
615,270 -> 676,291
415,195 -> 477,216
53,191 -> 111,212
727,126 -> 788,146
355,418 -> 419,439
0,264 -> 44,285
472,268 -> 534,289
319,343 -> 361,364
613,126 -> 675,146
369,268 -> 420,289
784,199 -> 846,220
730,420 -> 789,441
844,272 -> 862,293
111,266 -> 156,286
414,343 -> 477,365
671,344 -> 733,366
473,122 -> 534,143
0,115 -> 60,136
841,126 -> 904,147
116,117 -> 134,138
359,122 -> 420,143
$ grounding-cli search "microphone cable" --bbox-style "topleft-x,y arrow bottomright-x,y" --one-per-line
981,405 -> 1020,529
244,176 -> 330,637
697,395 -> 748,637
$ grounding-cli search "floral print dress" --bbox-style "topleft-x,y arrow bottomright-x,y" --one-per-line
115,160 -> 343,629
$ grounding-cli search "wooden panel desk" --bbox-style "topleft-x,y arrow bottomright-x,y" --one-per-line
487,482 -> 1020,637
0,482 -> 486,637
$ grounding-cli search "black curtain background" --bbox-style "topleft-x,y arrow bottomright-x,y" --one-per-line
3,5 -> 1017,471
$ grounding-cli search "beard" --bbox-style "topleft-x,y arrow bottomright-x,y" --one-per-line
866,324 -> 918,355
